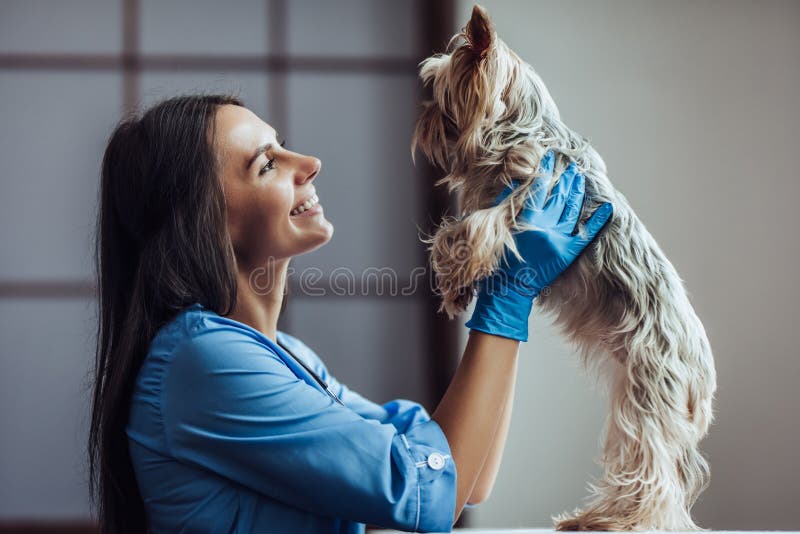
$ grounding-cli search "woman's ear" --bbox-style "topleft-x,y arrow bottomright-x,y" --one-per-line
466,4 -> 495,60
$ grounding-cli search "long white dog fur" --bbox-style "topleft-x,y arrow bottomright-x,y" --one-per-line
412,5 -> 717,530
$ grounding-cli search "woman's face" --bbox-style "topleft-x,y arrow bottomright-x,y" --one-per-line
215,104 -> 333,269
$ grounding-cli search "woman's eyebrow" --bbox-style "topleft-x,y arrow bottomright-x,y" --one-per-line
246,138 -> 286,170
247,143 -> 273,170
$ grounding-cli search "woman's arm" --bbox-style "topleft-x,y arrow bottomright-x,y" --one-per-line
431,330 -> 519,523
467,364 -> 516,505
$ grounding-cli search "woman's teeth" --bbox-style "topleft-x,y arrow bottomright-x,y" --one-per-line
290,194 -> 319,215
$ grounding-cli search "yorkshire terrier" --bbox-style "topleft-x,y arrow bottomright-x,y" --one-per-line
412,5 -> 717,531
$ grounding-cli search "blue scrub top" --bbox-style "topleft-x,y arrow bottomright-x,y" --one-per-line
126,302 -> 458,533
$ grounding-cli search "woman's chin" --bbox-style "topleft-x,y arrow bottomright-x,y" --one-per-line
313,215 -> 334,242
293,221 -> 334,257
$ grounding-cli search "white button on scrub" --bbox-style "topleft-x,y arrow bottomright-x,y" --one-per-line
427,452 -> 446,470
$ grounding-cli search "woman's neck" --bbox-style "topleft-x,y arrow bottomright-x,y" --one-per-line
228,258 -> 289,342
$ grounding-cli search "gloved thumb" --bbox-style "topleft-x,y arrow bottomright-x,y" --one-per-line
492,179 -> 520,206
492,150 -> 556,207
577,202 -> 613,245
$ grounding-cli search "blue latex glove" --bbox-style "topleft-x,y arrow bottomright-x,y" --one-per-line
464,150 -> 614,342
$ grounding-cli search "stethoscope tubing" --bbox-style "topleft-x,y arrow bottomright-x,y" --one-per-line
276,340 -> 345,406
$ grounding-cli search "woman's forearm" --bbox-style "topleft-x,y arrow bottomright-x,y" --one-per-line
467,367 -> 516,504
431,330 -> 519,524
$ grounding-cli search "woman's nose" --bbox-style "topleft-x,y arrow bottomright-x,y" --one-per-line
297,155 -> 321,184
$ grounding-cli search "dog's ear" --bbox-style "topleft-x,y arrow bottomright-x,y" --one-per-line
412,101 -> 449,170
466,4 -> 495,60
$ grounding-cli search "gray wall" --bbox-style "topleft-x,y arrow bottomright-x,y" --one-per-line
454,0 -> 800,530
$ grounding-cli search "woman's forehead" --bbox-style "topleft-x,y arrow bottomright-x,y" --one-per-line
215,105 -> 277,166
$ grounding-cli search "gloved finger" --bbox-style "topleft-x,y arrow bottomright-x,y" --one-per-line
557,172 -> 586,232
576,202 -> 613,246
529,149 -> 556,209
492,179 -> 520,206
542,162 -> 579,221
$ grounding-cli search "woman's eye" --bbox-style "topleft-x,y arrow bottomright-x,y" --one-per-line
259,157 -> 276,176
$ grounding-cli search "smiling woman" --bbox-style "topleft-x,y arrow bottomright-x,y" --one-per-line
90,93 -> 460,533
89,92 -> 588,534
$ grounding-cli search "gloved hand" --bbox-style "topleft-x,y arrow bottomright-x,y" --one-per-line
464,150 -> 614,342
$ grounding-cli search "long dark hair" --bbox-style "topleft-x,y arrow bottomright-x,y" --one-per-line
88,94 -> 244,532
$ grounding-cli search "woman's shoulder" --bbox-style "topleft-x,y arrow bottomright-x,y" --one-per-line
149,303 -> 326,373
148,303 -> 280,366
